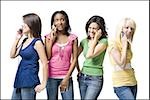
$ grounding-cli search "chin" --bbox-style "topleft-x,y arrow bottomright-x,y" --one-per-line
23,33 -> 28,36
89,35 -> 94,38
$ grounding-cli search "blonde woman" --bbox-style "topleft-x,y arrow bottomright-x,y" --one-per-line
108,18 -> 137,99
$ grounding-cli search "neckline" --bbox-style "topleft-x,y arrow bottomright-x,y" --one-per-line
55,34 -> 70,47
21,38 -> 35,50
56,41 -> 69,47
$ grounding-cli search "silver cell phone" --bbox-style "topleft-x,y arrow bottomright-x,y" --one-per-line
122,32 -> 125,37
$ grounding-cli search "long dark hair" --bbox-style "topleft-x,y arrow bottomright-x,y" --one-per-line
51,10 -> 71,36
85,15 -> 108,40
23,13 -> 42,38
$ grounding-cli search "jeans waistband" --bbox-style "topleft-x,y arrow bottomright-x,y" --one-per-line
80,73 -> 102,77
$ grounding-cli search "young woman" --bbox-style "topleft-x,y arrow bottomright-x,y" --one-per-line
108,18 -> 137,99
76,15 -> 108,99
10,13 -> 48,99
45,10 -> 78,100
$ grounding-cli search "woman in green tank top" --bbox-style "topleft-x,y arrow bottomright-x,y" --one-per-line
76,15 -> 108,99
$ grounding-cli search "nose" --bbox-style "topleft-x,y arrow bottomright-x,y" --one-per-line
127,28 -> 132,35
89,28 -> 94,33
129,28 -> 132,32
57,19 -> 63,25
58,20 -> 61,24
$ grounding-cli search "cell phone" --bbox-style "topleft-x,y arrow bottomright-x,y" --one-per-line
52,24 -> 58,33
122,32 -> 125,37
18,28 -> 23,34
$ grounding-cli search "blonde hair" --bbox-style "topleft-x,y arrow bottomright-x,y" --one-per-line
115,17 -> 136,50
108,18 -> 136,66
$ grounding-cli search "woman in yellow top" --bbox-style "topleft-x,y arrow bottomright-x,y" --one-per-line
108,18 -> 137,100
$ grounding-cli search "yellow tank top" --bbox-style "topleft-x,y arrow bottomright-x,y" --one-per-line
108,41 -> 137,87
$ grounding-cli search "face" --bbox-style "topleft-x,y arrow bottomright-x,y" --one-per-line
53,13 -> 66,31
122,21 -> 135,39
88,22 -> 99,38
22,22 -> 30,35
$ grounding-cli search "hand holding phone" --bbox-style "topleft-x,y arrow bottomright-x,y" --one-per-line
95,29 -> 102,40
52,24 -> 57,33
18,28 -> 23,34
51,24 -> 58,37
121,32 -> 128,47
49,24 -> 57,43
16,28 -> 23,39
122,32 -> 125,37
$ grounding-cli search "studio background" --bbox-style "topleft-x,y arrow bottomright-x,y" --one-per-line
1,1 -> 149,99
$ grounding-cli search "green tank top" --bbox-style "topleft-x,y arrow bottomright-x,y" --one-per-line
80,38 -> 108,76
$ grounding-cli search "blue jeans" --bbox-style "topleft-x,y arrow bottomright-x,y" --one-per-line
46,77 -> 74,100
114,85 -> 137,100
11,88 -> 36,100
78,73 -> 103,100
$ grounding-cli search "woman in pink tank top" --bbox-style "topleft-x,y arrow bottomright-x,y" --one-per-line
44,10 -> 78,100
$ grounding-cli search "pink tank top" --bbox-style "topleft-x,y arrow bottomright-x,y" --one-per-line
45,34 -> 77,78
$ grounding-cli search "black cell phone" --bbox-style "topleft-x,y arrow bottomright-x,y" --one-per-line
53,25 -> 58,33
18,28 -> 23,34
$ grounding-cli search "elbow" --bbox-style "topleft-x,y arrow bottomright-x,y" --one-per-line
86,56 -> 90,59
10,52 -> 17,59
117,63 -> 123,67
10,54 -> 16,59
10,56 -> 16,59
116,61 -> 125,67
10,57 -> 15,59
86,54 -> 92,59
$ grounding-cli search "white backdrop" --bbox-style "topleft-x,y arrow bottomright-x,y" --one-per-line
1,1 -> 149,99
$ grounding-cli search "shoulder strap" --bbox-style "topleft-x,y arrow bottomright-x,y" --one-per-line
68,34 -> 77,42
21,37 -> 28,45
31,38 -> 43,46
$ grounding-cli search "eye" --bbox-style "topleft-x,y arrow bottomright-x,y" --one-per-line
61,18 -> 65,21
93,28 -> 98,30
88,27 -> 92,30
54,18 -> 59,22
130,27 -> 134,31
125,26 -> 129,29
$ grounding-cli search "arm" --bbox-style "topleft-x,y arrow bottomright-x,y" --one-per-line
60,39 -> 78,91
45,29 -> 57,59
110,41 -> 128,67
86,38 -> 107,59
10,32 -> 23,58
34,40 -> 48,93
44,35 -> 53,60
65,39 -> 78,79
76,45 -> 83,73
86,29 -> 107,59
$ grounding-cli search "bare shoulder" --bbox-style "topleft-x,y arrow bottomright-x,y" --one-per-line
73,38 -> 78,46
110,46 -> 120,55
35,40 -> 44,48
